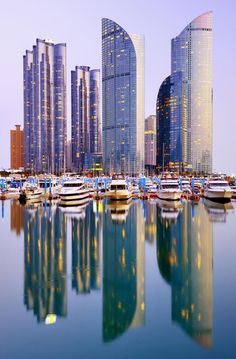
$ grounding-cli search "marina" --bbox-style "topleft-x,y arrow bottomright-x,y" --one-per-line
0,196 -> 235,358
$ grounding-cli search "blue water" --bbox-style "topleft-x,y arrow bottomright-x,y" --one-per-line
0,199 -> 235,359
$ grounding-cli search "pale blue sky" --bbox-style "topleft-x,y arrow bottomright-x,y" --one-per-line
0,0 -> 235,173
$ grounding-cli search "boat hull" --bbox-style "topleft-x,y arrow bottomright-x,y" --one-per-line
157,191 -> 182,201
204,190 -> 232,203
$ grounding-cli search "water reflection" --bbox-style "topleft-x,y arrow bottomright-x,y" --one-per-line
11,200 -> 24,236
71,201 -> 102,294
144,200 -> 157,244
204,199 -> 234,223
103,201 -> 145,342
24,204 -> 67,323
157,201 -> 213,348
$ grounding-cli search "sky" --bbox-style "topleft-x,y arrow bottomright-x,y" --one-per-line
0,0 -> 235,173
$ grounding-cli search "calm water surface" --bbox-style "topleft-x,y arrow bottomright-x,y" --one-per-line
0,198 -> 235,359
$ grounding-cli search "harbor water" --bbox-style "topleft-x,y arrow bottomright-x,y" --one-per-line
0,198 -> 235,358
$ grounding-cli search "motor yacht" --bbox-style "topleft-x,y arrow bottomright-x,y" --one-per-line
203,177 -> 232,203
106,175 -> 132,201
59,179 -> 90,206
157,179 -> 182,201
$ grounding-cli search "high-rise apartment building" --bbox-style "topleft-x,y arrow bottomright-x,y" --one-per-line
71,66 -> 101,172
144,115 -> 156,174
157,12 -> 213,174
10,125 -> 24,169
102,18 -> 145,174
23,39 -> 67,174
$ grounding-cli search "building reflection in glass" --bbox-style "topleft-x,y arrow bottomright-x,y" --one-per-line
24,204 -> 67,323
157,201 -> 213,347
11,200 -> 24,236
103,201 -> 145,342
71,201 -> 102,294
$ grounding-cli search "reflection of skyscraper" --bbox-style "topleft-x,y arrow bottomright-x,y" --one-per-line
71,203 -> 101,294
102,18 -> 145,174
157,202 -> 213,347
10,201 -> 24,236
24,206 -> 67,322
103,201 -> 145,342
144,201 -> 157,244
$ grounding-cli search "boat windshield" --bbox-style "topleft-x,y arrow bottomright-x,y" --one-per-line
209,182 -> 228,187
110,185 -> 126,191
161,185 -> 179,189
63,183 -> 83,188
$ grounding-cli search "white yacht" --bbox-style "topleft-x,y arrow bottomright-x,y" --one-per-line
106,176 -> 132,201
38,178 -> 61,199
19,185 -> 43,203
231,186 -> 236,199
157,179 -> 182,201
203,177 -> 232,203
59,180 -> 90,206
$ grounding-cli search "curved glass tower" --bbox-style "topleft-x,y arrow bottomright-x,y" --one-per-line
171,12 -> 213,173
102,18 -> 144,174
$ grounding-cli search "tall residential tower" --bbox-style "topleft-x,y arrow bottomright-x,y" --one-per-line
102,18 -> 145,174
157,12 -> 213,174
71,66 -> 101,172
23,39 -> 67,174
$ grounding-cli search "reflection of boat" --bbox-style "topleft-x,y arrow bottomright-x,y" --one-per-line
204,177 -> 232,203
157,199 -> 182,221
204,199 -> 234,223
107,200 -> 131,223
59,180 -> 90,206
59,205 -> 87,219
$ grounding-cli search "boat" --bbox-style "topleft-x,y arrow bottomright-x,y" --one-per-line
38,178 -> 61,199
157,177 -> 182,201
131,184 -> 141,198
203,176 -> 232,203
231,186 -> 236,199
59,179 -> 90,206
106,175 -> 132,201
19,185 -> 43,203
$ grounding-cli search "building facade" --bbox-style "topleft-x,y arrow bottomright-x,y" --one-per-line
10,125 -> 24,169
71,66 -> 101,172
144,115 -> 156,174
23,39 -> 67,174
156,72 -> 187,172
102,18 -> 145,175
157,12 -> 213,174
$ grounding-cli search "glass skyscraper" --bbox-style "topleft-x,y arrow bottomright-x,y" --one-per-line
156,72 -> 187,172
71,66 -> 101,172
157,12 -> 213,174
23,39 -> 67,174
102,18 -> 145,175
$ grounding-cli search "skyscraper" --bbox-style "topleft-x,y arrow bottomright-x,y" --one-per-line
23,39 -> 67,174
10,125 -> 24,169
102,18 -> 145,174
71,66 -> 101,172
156,72 -> 187,172
144,115 -> 156,174
157,12 -> 213,174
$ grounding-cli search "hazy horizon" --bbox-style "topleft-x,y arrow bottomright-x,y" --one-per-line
0,0 -> 235,173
